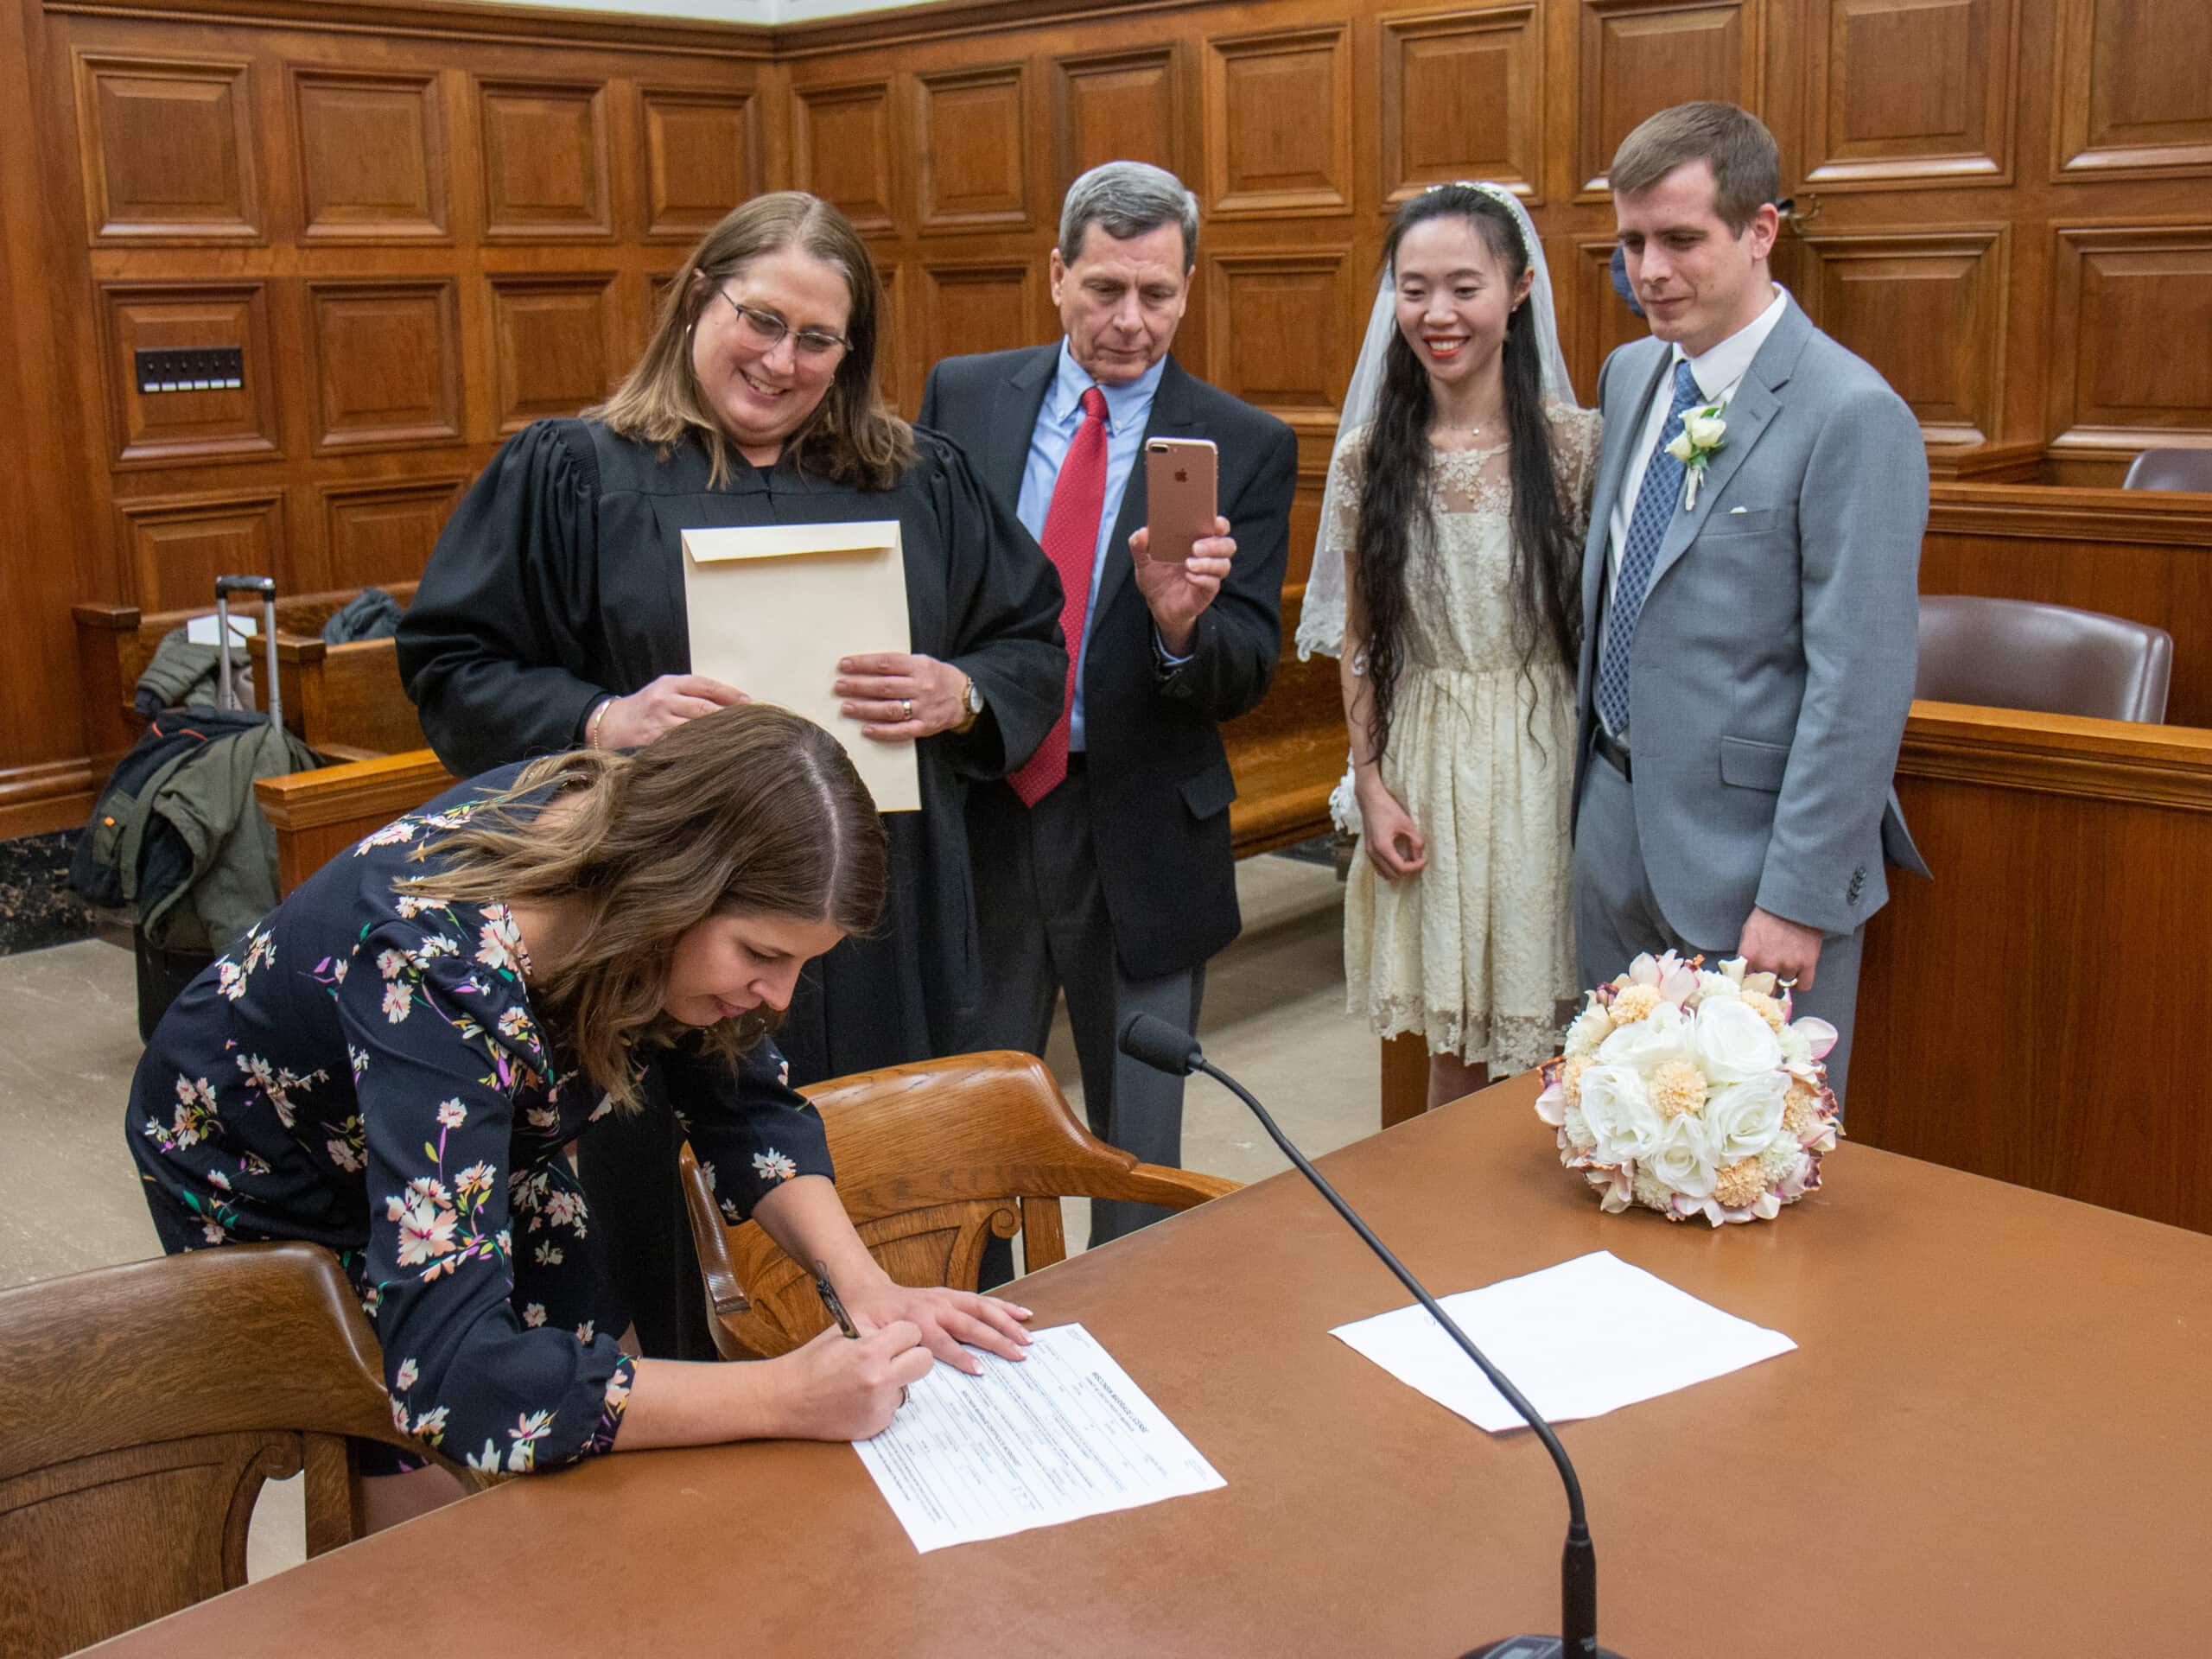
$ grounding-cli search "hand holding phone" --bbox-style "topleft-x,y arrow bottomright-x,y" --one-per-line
1142,437 -> 1218,564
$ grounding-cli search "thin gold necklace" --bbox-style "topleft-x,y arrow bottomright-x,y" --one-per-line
1435,416 -> 1500,445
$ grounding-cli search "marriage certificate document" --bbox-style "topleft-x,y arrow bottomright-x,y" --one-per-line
852,1323 -> 1224,1552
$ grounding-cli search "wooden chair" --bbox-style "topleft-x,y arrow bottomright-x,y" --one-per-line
0,1243 -> 471,1659
678,1050 -> 1239,1360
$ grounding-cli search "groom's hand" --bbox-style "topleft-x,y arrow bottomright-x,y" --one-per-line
1738,906 -> 1823,992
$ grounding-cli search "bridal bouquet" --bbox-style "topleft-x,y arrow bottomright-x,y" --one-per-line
1535,952 -> 1841,1225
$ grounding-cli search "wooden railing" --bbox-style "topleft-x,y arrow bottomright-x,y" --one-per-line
73,583 -> 425,772
254,631 -> 1350,895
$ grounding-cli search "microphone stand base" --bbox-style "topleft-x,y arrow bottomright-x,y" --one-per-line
1463,1641 -> 1628,1658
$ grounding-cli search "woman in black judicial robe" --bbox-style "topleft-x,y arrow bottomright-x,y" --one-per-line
397,192 -> 1064,1356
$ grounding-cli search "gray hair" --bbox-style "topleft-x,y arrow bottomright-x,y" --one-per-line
1057,162 -> 1200,267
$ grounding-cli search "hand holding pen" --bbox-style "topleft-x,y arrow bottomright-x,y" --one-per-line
816,1259 -> 914,1413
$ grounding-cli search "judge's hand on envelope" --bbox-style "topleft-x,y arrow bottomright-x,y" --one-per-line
834,652 -> 972,741
594,674 -> 750,750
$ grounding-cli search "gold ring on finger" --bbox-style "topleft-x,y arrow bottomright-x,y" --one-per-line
900,699 -> 913,721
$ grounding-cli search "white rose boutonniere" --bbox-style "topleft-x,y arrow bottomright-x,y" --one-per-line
1664,404 -> 1727,510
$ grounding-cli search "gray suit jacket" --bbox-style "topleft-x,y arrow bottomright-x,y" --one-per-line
1572,296 -> 1931,946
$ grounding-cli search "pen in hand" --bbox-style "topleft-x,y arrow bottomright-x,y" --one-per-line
814,1259 -> 861,1339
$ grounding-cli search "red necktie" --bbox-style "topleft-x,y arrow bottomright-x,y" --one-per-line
1010,385 -> 1109,807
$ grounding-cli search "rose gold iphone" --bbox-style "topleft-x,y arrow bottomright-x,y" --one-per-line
1143,437 -> 1218,563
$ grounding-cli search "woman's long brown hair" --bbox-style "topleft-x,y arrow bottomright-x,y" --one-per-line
588,190 -> 912,490
402,704 -> 887,1113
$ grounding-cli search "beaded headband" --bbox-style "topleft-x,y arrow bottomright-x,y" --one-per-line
1419,179 -> 1532,262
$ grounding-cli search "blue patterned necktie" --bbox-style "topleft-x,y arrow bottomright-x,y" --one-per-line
1597,358 -> 1705,738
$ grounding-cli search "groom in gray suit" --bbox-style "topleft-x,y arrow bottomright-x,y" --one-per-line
1573,101 -> 1930,1103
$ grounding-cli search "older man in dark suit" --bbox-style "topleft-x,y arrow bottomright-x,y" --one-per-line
919,161 -> 1295,1249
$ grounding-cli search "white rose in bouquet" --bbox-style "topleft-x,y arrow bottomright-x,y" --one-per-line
1693,997 -> 1783,1084
1695,969 -> 1744,1002
1563,1000 -> 1614,1058
1577,1064 -> 1664,1162
1705,1072 -> 1788,1161
1645,1111 -> 1720,1199
1597,1002 -> 1695,1071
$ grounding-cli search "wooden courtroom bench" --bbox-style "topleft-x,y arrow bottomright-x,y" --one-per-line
73,582 -> 425,768
1379,701 -> 2212,1237
257,632 -> 1351,896
257,749 -> 456,895
1221,642 -> 1342,857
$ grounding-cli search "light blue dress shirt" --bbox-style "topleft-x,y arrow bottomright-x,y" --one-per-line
1015,341 -> 1166,752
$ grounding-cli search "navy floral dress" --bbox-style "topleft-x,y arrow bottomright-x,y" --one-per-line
126,766 -> 834,1476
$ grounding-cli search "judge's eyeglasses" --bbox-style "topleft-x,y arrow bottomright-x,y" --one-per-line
715,289 -> 850,360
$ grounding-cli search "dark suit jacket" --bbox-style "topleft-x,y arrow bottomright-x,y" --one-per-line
919,345 -> 1297,979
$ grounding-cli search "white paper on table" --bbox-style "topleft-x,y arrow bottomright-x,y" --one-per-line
681,520 -> 917,812
1330,1249 -> 1796,1433
852,1323 -> 1224,1553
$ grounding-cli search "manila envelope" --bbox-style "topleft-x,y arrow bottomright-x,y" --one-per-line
681,520 -> 918,813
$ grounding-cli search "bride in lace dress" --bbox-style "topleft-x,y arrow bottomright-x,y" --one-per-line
1298,182 -> 1600,1109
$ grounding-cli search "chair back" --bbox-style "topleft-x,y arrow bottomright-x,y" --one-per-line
2120,448 -> 2212,492
0,1243 -> 436,1658
1916,594 -> 2173,721
679,1050 -> 1237,1359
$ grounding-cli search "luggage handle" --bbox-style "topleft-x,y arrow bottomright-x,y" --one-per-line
213,574 -> 282,728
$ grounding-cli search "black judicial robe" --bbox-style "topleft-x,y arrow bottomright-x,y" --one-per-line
398,416 -> 1064,1079
397,419 -> 1064,1353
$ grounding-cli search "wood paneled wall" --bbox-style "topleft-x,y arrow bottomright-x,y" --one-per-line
4,0 -> 779,834
7,0 -> 2210,836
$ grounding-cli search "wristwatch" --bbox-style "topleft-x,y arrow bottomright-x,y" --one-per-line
951,673 -> 985,735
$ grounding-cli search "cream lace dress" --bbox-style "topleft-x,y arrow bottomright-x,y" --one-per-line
1332,404 -> 1602,1071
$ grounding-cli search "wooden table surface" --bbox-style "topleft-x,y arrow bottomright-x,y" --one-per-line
92,1075 -> 2212,1656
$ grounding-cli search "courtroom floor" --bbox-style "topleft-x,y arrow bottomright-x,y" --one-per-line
0,851 -> 1376,1580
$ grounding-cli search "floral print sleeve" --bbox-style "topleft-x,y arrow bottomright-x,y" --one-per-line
336,903 -> 633,1472
657,1034 -> 834,1228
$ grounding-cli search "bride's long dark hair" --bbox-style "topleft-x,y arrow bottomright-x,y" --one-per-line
1356,186 -> 1581,767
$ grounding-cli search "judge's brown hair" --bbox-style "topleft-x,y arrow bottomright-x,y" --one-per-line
400,704 -> 887,1114
1609,102 -> 1781,235
588,191 -> 913,491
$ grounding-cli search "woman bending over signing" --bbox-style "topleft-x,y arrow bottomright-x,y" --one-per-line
126,704 -> 1031,1527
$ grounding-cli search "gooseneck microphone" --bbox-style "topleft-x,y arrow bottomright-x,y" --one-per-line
1118,1013 -> 1624,1659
